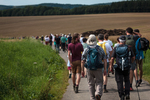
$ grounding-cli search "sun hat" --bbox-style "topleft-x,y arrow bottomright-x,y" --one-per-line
87,34 -> 97,46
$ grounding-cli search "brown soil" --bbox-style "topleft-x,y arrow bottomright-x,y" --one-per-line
0,13 -> 150,41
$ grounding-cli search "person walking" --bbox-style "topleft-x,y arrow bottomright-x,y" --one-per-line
81,37 -> 88,78
97,34 -> 112,93
68,33 -> 84,93
44,35 -> 50,45
110,35 -> 135,100
49,34 -> 53,46
104,33 -> 114,75
41,35 -> 44,43
82,34 -> 107,100
125,27 -> 139,91
133,29 -> 143,87
61,34 -> 67,52
68,33 -> 72,44
55,34 -> 61,53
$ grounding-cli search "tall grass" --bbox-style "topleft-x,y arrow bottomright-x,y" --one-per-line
142,49 -> 150,83
0,38 -> 68,100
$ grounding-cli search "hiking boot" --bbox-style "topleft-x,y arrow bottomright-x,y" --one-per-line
95,95 -> 101,100
126,94 -> 130,100
103,89 -> 108,93
130,87 -> 133,91
75,85 -> 78,93
120,95 -> 124,100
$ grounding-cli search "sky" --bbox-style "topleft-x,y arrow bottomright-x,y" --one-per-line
0,0 -> 125,6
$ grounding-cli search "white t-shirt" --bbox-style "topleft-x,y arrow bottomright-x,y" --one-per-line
80,37 -> 84,44
103,40 -> 113,47
114,43 -> 120,48
45,37 -> 50,42
97,42 -> 112,62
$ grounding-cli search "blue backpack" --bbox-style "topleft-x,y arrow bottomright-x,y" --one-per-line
135,38 -> 144,60
84,46 -> 103,70
116,45 -> 131,71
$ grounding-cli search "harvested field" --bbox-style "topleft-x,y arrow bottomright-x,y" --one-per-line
0,13 -> 150,41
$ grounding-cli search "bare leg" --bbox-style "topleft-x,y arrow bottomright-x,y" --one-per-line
72,73 -> 76,85
76,73 -> 81,85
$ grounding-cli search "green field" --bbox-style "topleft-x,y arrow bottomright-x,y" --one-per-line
0,38 -> 68,100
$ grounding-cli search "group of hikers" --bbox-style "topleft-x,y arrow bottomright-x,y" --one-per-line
37,27 -> 149,100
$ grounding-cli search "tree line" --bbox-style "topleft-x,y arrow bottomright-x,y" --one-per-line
0,0 -> 150,17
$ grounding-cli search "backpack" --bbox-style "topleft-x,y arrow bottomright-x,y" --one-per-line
116,45 -> 131,71
135,37 -> 150,61
97,42 -> 107,55
126,35 -> 135,53
137,37 -> 150,51
84,46 -> 103,70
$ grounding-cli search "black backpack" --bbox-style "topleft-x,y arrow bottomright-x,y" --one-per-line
137,37 -> 150,51
115,45 -> 131,71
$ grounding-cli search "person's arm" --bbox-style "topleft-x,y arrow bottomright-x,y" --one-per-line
68,50 -> 73,67
109,47 -> 116,71
103,59 -> 107,75
81,60 -> 85,76
131,56 -> 135,63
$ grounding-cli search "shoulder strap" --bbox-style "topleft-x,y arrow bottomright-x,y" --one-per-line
97,42 -> 101,46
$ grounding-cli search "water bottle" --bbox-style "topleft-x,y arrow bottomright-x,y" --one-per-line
122,57 -> 124,71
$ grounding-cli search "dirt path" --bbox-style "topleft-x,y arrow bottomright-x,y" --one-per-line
58,49 -> 150,100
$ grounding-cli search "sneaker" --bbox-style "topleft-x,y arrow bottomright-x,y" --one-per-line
95,95 -> 101,100
130,87 -> 133,91
126,94 -> 130,100
75,85 -> 78,93
103,89 -> 108,93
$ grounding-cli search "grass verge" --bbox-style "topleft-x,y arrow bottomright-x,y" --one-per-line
142,49 -> 150,83
0,38 -> 68,100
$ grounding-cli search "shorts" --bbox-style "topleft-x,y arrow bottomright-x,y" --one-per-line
45,41 -> 49,45
68,67 -> 71,70
136,59 -> 143,69
130,60 -> 136,70
71,60 -> 81,74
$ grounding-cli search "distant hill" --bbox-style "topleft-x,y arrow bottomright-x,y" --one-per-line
0,3 -> 111,10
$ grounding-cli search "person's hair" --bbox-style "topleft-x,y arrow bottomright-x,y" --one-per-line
117,37 -> 119,42
82,38 -> 87,42
69,33 -> 71,37
98,34 -> 104,40
126,27 -> 133,34
71,33 -> 79,44
104,33 -> 109,40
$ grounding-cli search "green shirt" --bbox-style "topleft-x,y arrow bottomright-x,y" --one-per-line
61,37 -> 66,43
